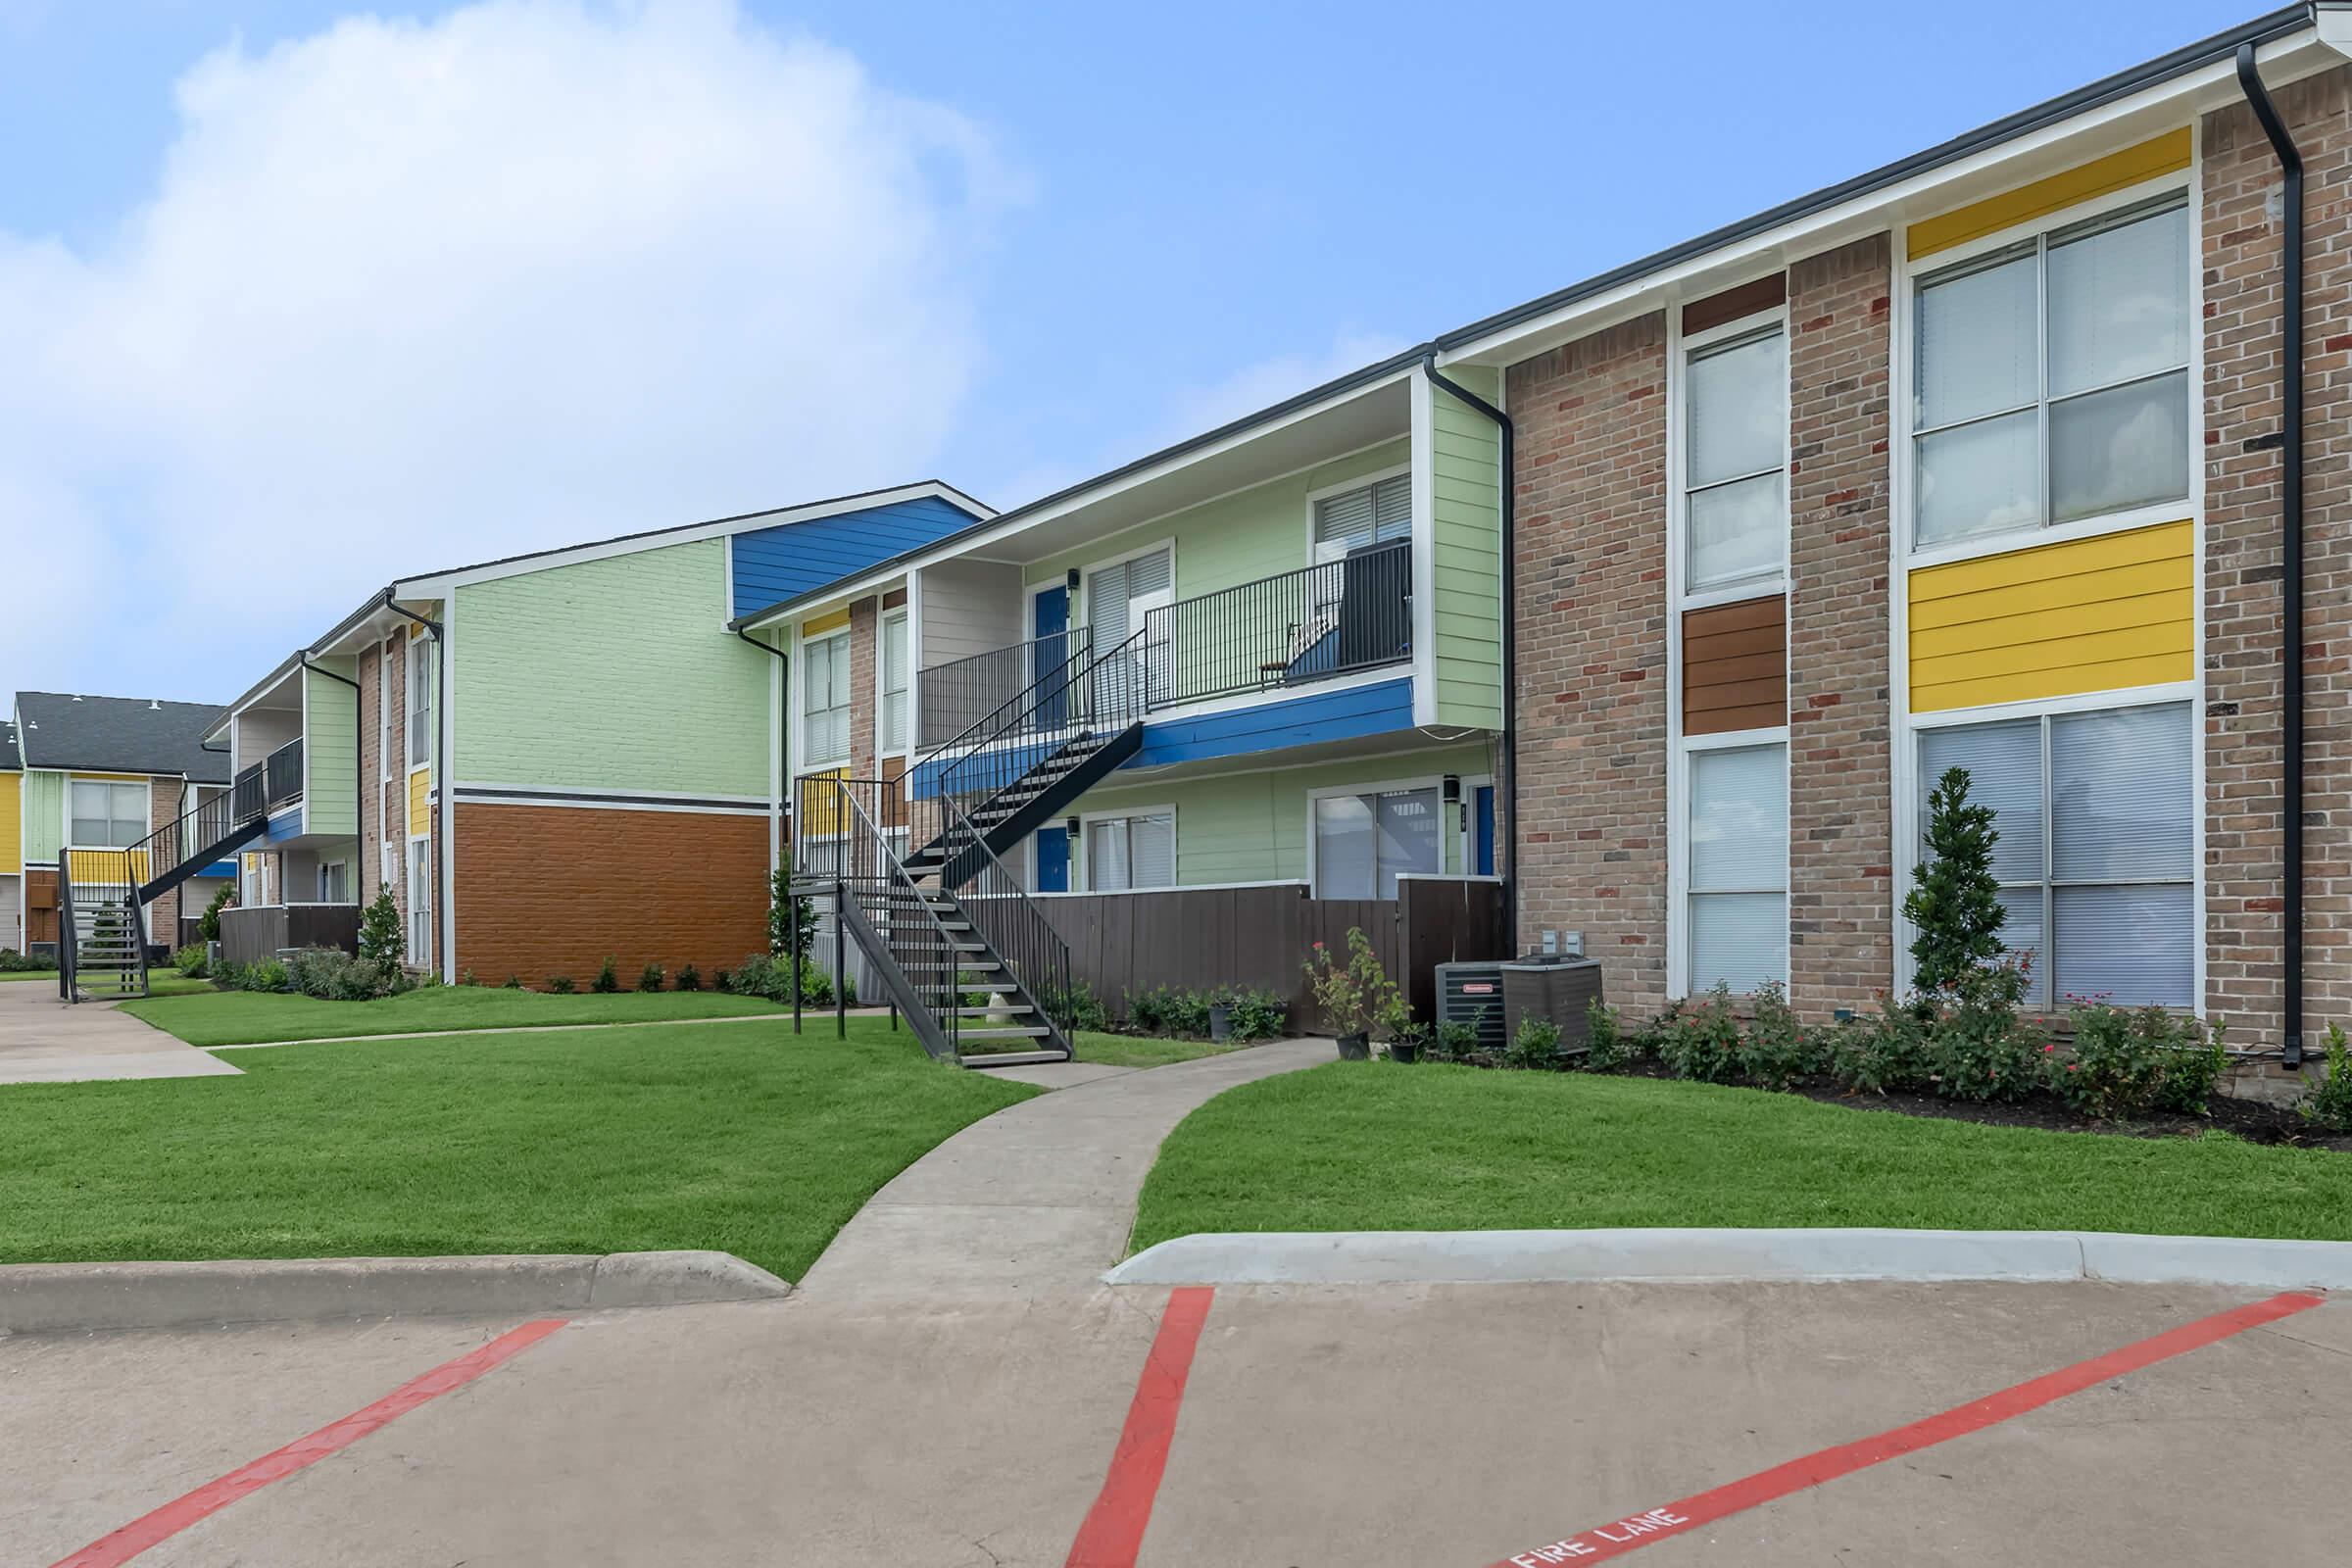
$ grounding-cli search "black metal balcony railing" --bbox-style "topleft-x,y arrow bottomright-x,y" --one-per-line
249,738 -> 304,810
918,629 -> 1093,753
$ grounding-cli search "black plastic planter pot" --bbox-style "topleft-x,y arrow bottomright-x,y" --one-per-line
1387,1040 -> 1421,1064
1336,1032 -> 1372,1061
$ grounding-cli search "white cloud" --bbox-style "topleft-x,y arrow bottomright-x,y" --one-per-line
0,0 -> 1019,700
1158,329 -> 1408,446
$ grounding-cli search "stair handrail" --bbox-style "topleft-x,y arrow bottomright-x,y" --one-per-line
828,774 -> 968,1057
128,777 -> 265,906
933,624 -> 1152,811
56,854 -> 76,1002
935,788 -> 1075,1045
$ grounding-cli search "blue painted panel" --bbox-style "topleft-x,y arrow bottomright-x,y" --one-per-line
1034,827 -> 1069,893
265,808 -> 301,844
731,495 -> 984,619
199,861 -> 236,880
906,736 -> 1059,800
1125,678 -> 1415,769
1475,785 -> 1496,877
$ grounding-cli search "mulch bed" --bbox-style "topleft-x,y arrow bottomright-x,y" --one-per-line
1598,1056 -> 2352,1151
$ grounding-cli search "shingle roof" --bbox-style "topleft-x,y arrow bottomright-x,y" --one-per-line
12,693 -> 233,783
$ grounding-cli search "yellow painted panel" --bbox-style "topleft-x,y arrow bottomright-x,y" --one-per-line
1908,520 -> 2192,712
0,771 -> 19,873
66,848 -> 151,883
408,769 -> 431,836
795,767 -> 850,839
1908,128 -> 2192,260
802,608 -> 852,637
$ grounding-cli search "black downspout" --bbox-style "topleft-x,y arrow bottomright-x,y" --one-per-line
385,593 -> 449,980
2235,44 -> 2307,1068
735,628 -> 800,1033
298,653 -> 363,911
1421,353 -> 1519,950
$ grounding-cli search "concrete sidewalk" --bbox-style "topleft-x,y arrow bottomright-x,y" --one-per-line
0,974 -> 238,1085
797,1037 -> 1329,1303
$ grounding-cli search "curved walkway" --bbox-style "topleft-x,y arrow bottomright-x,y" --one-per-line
799,1038 -> 1329,1304
0,974 -> 240,1084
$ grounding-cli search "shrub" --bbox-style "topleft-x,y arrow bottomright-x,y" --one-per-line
458,969 -> 479,986
197,884 -> 234,944
1130,985 -> 1212,1038
2048,1003 -> 2221,1119
357,889 -> 404,967
769,868 -> 818,963
1735,983 -> 1822,1091
1904,765 -> 2009,998
2300,1024 -> 2352,1133
0,947 -> 44,972
546,975 -> 577,994
1826,997 -> 1934,1095
1041,978 -> 1111,1034
713,968 -> 732,993
170,945 -> 209,979
1429,1018 -> 1480,1064
638,962 -> 666,994
1503,1015 -> 1565,1070
502,974 -> 523,989
1219,987 -> 1289,1042
726,953 -> 833,1005
1927,960 -> 2040,1103
673,963 -> 702,993
1302,928 -> 1398,1039
589,956 -> 619,994
2150,1013 -> 2229,1114
1654,985 -> 1743,1084
246,957 -> 291,994
285,949 -> 410,1002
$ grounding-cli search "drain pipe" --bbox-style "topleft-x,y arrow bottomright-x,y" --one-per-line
384,593 -> 448,979
737,628 -> 799,1031
2235,44 -> 2307,1068
298,653 -> 363,908
1421,352 -> 1518,947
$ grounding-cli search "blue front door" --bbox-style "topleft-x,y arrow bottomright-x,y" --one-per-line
1474,786 -> 1496,877
1034,825 -> 1070,892
1033,585 -> 1069,729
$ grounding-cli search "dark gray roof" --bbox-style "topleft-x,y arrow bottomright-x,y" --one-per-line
13,693 -> 233,783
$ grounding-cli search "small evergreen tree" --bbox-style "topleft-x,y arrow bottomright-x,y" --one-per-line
769,867 -> 819,981
1903,765 -> 2007,996
357,888 -> 405,967
198,883 -> 236,943
591,956 -> 620,994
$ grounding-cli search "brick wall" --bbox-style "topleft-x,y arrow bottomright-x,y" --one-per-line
1507,313 -> 1672,1015
849,596 -> 879,777
2202,66 -> 2352,1060
146,774 -> 181,949
451,801 -> 767,986
1787,236 -> 1895,1018
358,641 -> 383,906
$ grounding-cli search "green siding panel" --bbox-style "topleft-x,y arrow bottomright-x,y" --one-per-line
1430,365 -> 1505,731
303,661 -> 358,838
23,769 -> 62,862
454,538 -> 770,798
1062,741 -> 1494,887
1023,439 -> 1409,609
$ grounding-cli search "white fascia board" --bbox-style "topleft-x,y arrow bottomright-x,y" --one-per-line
1434,29 -> 2337,370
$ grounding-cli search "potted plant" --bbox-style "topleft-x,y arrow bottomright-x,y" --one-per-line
1382,1004 -> 1426,1064
1304,927 -> 1397,1061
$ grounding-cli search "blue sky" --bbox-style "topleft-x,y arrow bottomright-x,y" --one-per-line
0,0 -> 2248,703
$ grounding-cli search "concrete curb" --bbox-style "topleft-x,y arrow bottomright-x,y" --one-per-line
1104,1228 -> 2352,1292
0,1250 -> 791,1335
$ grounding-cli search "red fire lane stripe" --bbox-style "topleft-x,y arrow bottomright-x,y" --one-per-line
1489,1290 -> 2326,1567
49,1317 -> 570,1568
1065,1286 -> 1216,1568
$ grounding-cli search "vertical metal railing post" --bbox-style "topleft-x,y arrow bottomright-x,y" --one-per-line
833,876 -> 847,1039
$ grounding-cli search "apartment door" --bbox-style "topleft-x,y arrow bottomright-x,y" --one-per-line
1033,585 -> 1069,730
1087,547 -> 1172,716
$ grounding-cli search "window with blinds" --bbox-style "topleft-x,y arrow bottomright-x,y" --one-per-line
1312,473 -> 1411,563
1683,325 -> 1787,592
1086,548 -> 1173,647
1085,811 -> 1173,892
1313,787 -> 1440,899
71,780 -> 147,847
1917,701 -> 2191,1006
802,631 -> 852,764
881,612 -> 909,755
1687,743 -> 1788,994
1913,196 -> 2189,550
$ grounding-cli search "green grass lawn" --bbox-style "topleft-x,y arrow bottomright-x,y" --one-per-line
121,985 -> 786,1047
0,968 -> 60,982
0,1018 -> 1033,1280
1131,1063 -> 2352,1253
135,972 -> 219,998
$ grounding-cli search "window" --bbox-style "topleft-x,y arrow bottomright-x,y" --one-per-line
1313,787 -> 1440,899
1087,548 -> 1173,710
1916,701 -> 2192,1007
880,611 -> 909,756
1312,472 -> 1411,563
1683,323 -> 1788,592
381,842 -> 397,901
407,839 -> 432,966
318,860 -> 349,904
1686,743 -> 1788,994
71,780 -> 146,847
802,630 -> 852,765
1913,196 -> 2189,550
1084,810 -> 1173,892
407,634 -> 436,766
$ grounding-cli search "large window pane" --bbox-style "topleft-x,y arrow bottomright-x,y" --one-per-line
1917,249 -> 2037,428
2048,370 -> 2188,522
1688,471 -> 1784,591
2050,704 -> 2191,881
1690,745 -> 1788,892
1313,796 -> 1375,900
2053,884 -> 2193,1006
1087,819 -> 1132,892
1313,474 -> 1411,562
1129,813 -> 1175,889
1916,410 -> 2039,546
1919,718 -> 2044,883
2047,203 -> 2189,397
1690,893 -> 1788,996
1996,887 -> 2050,1006
1375,789 -> 1441,898
1688,329 -> 1785,487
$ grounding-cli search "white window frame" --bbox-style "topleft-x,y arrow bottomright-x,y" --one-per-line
1899,170 -> 2198,572
407,836 -> 432,969
878,607 -> 910,760
1671,306 -> 1790,610
406,633 -> 435,772
1668,727 -> 1791,998
798,627 -> 853,769
1301,464 -> 1414,566
1077,804 -> 1176,893
1303,774 -> 1449,900
378,636 -> 395,784
318,859 -> 350,905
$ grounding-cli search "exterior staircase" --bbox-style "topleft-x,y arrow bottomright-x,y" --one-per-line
801,627 -> 1152,1067
56,771 -> 270,1004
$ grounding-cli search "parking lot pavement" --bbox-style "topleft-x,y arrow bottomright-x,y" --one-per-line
10,1281 -> 2347,1567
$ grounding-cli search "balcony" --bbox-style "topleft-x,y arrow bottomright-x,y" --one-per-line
233,738 -> 306,819
916,539 -> 1411,751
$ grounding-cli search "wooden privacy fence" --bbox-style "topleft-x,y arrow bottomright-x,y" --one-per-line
219,905 -> 362,968
1029,877 -> 1506,1031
